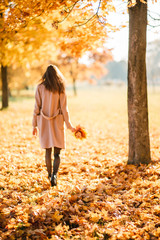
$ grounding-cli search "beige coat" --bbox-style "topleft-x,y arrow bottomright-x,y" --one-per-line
32,83 -> 73,149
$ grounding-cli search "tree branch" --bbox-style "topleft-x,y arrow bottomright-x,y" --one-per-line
147,9 -> 160,29
148,13 -> 160,21
148,24 -> 160,28
57,0 -> 80,24
74,0 -> 102,27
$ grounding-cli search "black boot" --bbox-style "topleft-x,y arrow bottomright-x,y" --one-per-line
51,174 -> 57,186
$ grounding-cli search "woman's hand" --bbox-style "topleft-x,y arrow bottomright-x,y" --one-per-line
71,127 -> 76,132
33,127 -> 38,136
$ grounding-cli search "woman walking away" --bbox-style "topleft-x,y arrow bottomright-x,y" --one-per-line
32,65 -> 75,187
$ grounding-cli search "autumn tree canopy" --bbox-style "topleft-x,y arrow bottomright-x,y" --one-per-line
1,0 -> 115,108
1,0 -> 157,69
0,0 -> 114,66
1,0 -> 156,71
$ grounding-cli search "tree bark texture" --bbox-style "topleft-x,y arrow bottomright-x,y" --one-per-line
1,65 -> 9,109
127,0 -> 151,164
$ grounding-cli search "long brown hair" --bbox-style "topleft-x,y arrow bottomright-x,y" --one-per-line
41,65 -> 65,93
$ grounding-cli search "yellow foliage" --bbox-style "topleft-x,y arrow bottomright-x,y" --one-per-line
0,0 -> 115,94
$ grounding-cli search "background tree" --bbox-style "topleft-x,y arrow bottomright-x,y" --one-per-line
54,49 -> 112,95
0,1 -> 111,108
55,55 -> 79,96
127,0 -> 151,164
0,14 -> 56,108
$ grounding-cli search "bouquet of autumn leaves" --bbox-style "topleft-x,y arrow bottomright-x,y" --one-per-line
74,125 -> 87,140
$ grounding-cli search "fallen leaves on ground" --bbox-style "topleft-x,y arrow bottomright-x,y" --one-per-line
0,88 -> 160,240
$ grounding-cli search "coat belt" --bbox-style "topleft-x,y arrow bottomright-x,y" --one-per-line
40,108 -> 61,120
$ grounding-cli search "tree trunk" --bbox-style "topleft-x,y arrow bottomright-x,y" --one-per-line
127,0 -> 151,165
73,78 -> 77,96
1,65 -> 9,109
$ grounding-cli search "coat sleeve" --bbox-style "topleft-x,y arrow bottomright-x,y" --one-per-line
32,86 -> 42,128
60,92 -> 73,130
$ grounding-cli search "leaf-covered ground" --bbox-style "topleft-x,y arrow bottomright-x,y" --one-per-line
0,87 -> 160,240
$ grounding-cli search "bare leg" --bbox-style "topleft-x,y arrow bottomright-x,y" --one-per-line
45,148 -> 52,178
